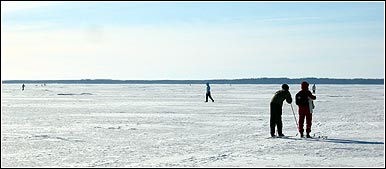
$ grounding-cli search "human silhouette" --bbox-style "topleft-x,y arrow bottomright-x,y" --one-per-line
295,81 -> 316,138
270,84 -> 292,137
312,84 -> 316,94
22,84 -> 25,91
205,83 -> 214,102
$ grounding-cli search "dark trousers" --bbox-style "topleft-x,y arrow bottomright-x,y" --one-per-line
206,92 -> 214,102
270,102 -> 283,135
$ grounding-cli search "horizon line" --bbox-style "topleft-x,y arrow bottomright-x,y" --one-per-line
1,77 -> 385,81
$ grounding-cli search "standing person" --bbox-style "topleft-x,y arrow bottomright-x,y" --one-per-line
22,84 -> 25,91
312,84 -> 316,94
270,84 -> 292,137
311,84 -> 316,110
295,81 -> 316,138
205,82 -> 214,102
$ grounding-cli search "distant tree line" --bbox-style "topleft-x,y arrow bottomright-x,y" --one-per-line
2,78 -> 384,84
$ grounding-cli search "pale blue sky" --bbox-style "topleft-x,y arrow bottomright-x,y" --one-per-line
1,1 -> 384,80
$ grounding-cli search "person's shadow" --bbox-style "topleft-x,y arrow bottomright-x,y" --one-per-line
282,137 -> 384,145
317,138 -> 384,144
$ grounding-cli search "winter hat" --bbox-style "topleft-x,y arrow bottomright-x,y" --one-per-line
281,84 -> 289,91
301,81 -> 309,90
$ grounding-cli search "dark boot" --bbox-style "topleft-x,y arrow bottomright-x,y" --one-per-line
300,132 -> 304,138
278,133 -> 285,137
306,133 -> 311,138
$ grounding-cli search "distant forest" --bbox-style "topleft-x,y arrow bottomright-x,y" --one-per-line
2,78 -> 384,84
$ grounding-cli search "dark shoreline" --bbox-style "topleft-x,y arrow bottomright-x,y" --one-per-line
2,78 -> 384,85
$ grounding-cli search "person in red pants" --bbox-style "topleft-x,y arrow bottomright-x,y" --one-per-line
295,81 -> 316,138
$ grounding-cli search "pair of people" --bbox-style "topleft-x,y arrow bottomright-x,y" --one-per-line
270,82 -> 316,138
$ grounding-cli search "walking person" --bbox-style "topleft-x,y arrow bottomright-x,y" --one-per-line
205,82 -> 214,102
295,81 -> 316,138
270,84 -> 292,137
22,84 -> 25,91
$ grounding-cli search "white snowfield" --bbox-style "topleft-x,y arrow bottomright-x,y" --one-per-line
1,84 -> 384,167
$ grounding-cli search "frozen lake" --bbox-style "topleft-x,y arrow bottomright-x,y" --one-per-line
1,84 -> 384,167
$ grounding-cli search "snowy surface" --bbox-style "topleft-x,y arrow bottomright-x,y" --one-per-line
1,84 -> 384,167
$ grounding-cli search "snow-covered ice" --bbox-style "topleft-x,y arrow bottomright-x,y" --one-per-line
1,84 -> 384,167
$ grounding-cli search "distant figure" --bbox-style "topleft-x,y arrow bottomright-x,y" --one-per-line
270,84 -> 292,137
312,84 -> 316,94
22,84 -> 25,91
205,83 -> 214,102
295,81 -> 316,138
311,84 -> 316,109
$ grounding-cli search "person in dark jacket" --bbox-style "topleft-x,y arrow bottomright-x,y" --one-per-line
205,82 -> 214,102
270,84 -> 292,137
295,81 -> 316,138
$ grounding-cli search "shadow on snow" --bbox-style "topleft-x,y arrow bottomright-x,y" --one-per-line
321,138 -> 384,145
280,137 -> 384,145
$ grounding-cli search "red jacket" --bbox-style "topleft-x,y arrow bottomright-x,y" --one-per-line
297,82 -> 316,113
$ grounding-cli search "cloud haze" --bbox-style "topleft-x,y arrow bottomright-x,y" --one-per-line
1,2 -> 384,80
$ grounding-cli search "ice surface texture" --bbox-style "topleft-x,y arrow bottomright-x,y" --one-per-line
1,84 -> 384,167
